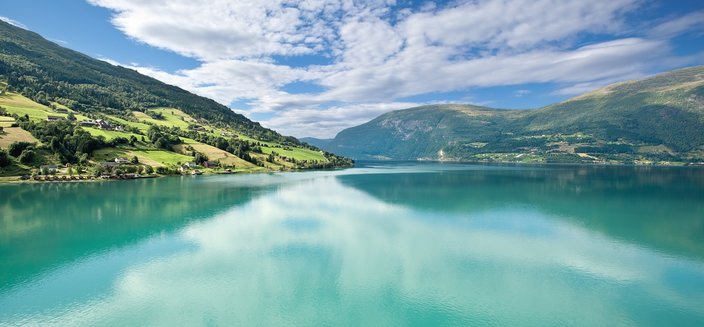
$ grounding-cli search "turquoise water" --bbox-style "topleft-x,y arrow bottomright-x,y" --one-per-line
1,163 -> 703,326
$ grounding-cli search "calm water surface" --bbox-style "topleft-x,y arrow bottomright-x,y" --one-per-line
1,163 -> 703,326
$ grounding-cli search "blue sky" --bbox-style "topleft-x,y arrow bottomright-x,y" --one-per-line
3,0 -> 704,137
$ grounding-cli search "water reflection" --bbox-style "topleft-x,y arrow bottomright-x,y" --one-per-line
1,167 -> 703,326
0,176 -> 277,289
339,165 -> 704,260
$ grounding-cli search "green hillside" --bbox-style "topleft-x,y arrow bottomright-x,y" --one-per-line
0,20 -> 351,178
326,66 -> 704,164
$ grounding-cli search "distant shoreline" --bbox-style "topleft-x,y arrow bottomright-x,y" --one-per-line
3,160 -> 702,184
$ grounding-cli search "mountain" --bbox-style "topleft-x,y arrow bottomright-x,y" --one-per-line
0,20 -> 282,141
325,66 -> 704,164
300,137 -> 333,149
0,20 -> 351,176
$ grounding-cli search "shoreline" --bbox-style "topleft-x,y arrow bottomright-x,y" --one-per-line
2,160 -> 702,184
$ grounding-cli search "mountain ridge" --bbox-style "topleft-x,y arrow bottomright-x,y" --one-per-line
0,20 -> 290,142
325,66 -> 704,164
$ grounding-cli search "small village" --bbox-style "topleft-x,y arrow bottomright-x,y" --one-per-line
16,154 -> 237,182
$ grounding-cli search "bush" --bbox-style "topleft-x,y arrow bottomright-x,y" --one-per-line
195,152 -> 208,164
18,149 -> 35,164
8,141 -> 33,157
110,137 -> 129,146
0,149 -> 10,167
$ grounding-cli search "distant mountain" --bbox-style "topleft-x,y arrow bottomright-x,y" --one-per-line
325,66 -> 704,164
299,137 -> 333,149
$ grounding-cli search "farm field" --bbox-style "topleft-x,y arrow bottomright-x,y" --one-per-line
132,108 -> 192,129
261,146 -> 327,162
0,93 -> 90,121
175,139 -> 258,169
0,127 -> 39,149
93,148 -> 194,167
0,116 -> 14,127
0,89 -> 345,177
83,127 -> 145,141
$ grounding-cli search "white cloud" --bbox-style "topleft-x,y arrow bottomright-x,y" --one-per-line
261,102 -> 421,138
0,16 -> 27,29
650,10 -> 704,38
87,0 -> 704,138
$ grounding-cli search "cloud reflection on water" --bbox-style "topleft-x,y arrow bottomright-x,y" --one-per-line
3,172 -> 703,326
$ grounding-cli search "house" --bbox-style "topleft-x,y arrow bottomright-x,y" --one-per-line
80,119 -> 98,127
46,116 -> 64,122
40,165 -> 58,173
221,132 -> 234,137
95,119 -> 113,130
114,157 -> 130,164
203,161 -> 218,168
185,162 -> 198,168
102,161 -> 119,168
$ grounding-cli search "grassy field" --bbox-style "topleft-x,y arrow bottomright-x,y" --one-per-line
131,149 -> 193,166
93,148 -> 193,167
174,139 -> 258,168
0,93 -> 55,120
0,127 -> 40,149
153,108 -> 197,123
207,126 -> 256,142
261,146 -> 327,162
0,116 -> 14,127
133,108 -> 193,130
1,92 -> 341,175
105,115 -> 151,132
0,92 -> 91,122
83,127 -> 145,141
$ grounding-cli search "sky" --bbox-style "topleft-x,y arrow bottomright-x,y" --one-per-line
2,0 -> 704,138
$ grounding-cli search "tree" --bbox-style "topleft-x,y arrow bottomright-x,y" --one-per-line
155,137 -> 170,149
18,149 -> 35,164
67,112 -> 76,121
0,149 -> 10,167
78,153 -> 89,165
195,152 -> 208,165
93,165 -> 105,177
50,137 -> 62,153
8,141 -> 33,157
131,156 -> 139,164
67,166 -> 74,176
129,135 -> 138,146
145,165 -> 154,174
